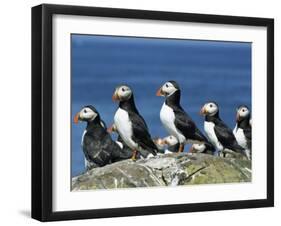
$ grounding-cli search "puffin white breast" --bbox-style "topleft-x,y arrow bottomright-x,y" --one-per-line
160,103 -> 185,143
204,121 -> 223,151
114,108 -> 137,150
234,128 -> 247,149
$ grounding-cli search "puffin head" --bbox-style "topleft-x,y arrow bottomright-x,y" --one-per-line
200,101 -> 219,116
236,105 -> 250,122
156,81 -> 180,97
189,143 -> 207,153
73,105 -> 100,124
112,85 -> 132,102
161,135 -> 178,146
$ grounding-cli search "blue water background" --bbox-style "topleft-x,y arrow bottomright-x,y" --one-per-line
71,35 -> 251,177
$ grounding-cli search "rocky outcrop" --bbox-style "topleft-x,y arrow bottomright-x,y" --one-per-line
72,153 -> 251,190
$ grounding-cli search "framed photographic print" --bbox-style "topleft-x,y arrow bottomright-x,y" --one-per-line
32,4 -> 274,221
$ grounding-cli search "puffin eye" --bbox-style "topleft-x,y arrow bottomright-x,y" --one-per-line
165,84 -> 169,88
242,109 -> 245,112
121,88 -> 125,92
83,109 -> 87,113
210,104 -> 213,108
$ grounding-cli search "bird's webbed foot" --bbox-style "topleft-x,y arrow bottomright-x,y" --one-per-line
131,150 -> 138,161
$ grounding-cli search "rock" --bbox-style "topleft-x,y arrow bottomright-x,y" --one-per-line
72,153 -> 251,190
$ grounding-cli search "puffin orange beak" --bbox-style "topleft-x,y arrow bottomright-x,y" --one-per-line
153,138 -> 161,145
158,139 -> 164,145
200,106 -> 207,115
73,113 -> 80,124
107,124 -> 115,133
112,91 -> 119,101
156,87 -> 164,96
160,139 -> 168,145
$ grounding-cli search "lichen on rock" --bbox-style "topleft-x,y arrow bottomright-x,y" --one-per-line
71,153 -> 251,191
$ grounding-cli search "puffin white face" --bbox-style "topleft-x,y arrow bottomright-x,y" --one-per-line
112,85 -> 132,102
200,102 -> 219,116
163,135 -> 178,146
191,143 -> 206,152
74,107 -> 98,123
236,106 -> 250,122
156,81 -> 178,97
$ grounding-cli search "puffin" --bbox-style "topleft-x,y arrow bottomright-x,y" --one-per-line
156,80 -> 209,152
200,101 -> 246,156
112,85 -> 158,160
153,137 -> 166,154
73,105 -> 130,170
233,105 -> 252,159
158,135 -> 180,153
189,143 -> 216,155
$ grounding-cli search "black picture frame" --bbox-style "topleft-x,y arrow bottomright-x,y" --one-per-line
32,3 -> 274,222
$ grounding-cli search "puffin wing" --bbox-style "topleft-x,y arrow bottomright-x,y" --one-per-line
213,120 -> 236,145
174,109 -> 207,142
214,120 -> 244,153
129,112 -> 158,155
83,132 -> 120,166
174,109 -> 195,135
244,128 -> 251,141
243,127 -> 252,149
193,127 -> 209,143
82,134 -> 110,166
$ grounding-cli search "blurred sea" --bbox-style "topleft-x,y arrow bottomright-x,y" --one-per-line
71,35 -> 251,177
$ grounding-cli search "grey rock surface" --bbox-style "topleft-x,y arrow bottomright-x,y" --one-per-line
72,153 -> 251,190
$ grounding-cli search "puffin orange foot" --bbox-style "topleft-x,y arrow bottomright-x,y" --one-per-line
131,150 -> 137,161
